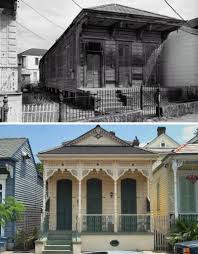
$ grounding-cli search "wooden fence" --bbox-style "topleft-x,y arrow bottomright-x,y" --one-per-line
22,103 -> 59,122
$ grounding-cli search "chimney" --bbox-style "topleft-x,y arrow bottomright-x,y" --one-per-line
132,136 -> 140,147
157,127 -> 166,136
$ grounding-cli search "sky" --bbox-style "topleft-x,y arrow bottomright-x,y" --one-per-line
0,124 -> 197,161
17,0 -> 198,53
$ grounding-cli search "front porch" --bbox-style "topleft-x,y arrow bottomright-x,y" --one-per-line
42,160 -> 152,234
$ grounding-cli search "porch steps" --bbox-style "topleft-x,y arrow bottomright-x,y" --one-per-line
42,231 -> 72,254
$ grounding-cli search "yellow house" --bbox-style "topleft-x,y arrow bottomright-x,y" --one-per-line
37,125 -> 159,254
152,135 -> 198,219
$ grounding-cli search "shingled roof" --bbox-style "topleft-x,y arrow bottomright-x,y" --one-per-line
89,3 -> 178,20
39,145 -> 153,155
0,138 -> 26,159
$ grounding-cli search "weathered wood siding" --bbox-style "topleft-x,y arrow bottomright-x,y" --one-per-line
41,22 -> 163,92
13,140 -> 43,233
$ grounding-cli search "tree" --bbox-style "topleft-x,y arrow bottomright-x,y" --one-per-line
0,196 -> 24,227
36,163 -> 44,175
194,128 -> 198,136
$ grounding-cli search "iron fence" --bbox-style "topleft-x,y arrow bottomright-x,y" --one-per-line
22,86 -> 198,122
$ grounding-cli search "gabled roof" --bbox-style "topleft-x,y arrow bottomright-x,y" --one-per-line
64,125 -> 130,146
18,48 -> 47,57
39,125 -> 154,156
187,135 -> 198,144
174,143 -> 198,154
0,138 -> 27,159
89,3 -> 177,20
144,133 -> 179,150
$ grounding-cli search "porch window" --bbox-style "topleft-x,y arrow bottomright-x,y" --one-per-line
179,176 -> 196,213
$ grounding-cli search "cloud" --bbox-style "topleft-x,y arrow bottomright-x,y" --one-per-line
182,126 -> 197,143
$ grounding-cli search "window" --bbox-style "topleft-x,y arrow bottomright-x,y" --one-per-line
161,142 -> 165,148
35,57 -> 39,65
22,56 -> 26,68
179,176 -> 196,212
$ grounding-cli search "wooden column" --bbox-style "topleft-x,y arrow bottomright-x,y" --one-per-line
42,174 -> 46,225
78,179 -> 82,232
114,180 -> 118,232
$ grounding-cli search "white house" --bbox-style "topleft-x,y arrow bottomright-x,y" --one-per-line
0,0 -> 22,122
18,48 -> 47,87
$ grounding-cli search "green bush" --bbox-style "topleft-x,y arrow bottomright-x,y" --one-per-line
167,219 -> 198,247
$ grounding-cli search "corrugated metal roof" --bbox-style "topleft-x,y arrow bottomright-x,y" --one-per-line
0,138 -> 26,158
39,145 -> 153,155
89,4 -> 177,20
18,48 -> 47,57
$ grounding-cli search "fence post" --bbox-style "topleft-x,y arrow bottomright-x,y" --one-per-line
156,87 -> 161,118
2,95 -> 9,122
59,90 -> 64,122
140,85 -> 143,110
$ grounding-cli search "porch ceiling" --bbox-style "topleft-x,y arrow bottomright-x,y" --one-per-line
85,11 -> 184,32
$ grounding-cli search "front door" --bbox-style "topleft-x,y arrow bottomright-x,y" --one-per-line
118,43 -> 132,87
87,178 -> 102,231
57,180 -> 72,230
121,178 -> 137,231
86,54 -> 101,88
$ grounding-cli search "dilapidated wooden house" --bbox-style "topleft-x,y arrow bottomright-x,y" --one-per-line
40,4 -> 184,95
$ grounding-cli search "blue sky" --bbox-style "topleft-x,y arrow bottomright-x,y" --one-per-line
0,124 -> 197,162
17,0 -> 197,52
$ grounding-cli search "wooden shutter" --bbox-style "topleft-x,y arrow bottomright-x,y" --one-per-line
179,176 -> 196,213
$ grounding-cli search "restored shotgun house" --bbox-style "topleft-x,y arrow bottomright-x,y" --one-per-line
37,125 -> 158,253
0,138 -> 43,250
40,4 -> 183,96
152,135 -> 198,219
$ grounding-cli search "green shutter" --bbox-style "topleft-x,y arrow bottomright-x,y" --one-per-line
179,176 -> 196,213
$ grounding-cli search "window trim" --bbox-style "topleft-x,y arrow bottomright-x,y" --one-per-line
0,175 -> 8,237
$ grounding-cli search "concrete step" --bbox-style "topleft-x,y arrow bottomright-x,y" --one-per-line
47,240 -> 72,245
45,245 -> 72,251
48,231 -> 72,235
48,235 -> 72,240
42,250 -> 72,254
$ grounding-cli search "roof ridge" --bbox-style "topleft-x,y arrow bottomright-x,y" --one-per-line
0,137 -> 27,140
88,3 -> 178,20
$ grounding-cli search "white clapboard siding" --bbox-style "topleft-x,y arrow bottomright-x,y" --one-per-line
22,103 -> 59,122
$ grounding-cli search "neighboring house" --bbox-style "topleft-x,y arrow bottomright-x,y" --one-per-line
152,134 -> 198,219
144,126 -> 179,155
0,138 -> 43,250
37,125 -> 158,253
18,48 -> 47,88
39,4 -> 183,95
161,18 -> 198,87
0,0 -> 22,122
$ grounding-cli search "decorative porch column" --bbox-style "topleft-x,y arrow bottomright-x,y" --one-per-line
42,171 -> 47,223
78,179 -> 82,233
114,180 -> 118,232
172,160 -> 183,219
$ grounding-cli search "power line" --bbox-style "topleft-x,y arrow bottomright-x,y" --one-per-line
71,0 -> 83,9
17,21 -> 50,42
163,0 -> 185,21
20,0 -> 65,30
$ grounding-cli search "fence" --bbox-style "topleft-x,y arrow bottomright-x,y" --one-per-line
22,103 -> 59,122
22,86 -> 198,122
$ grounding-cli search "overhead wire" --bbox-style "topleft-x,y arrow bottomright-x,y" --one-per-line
71,0 -> 83,10
20,0 -> 65,30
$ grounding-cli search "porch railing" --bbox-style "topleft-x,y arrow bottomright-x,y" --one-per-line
118,214 -> 151,232
82,214 -> 114,232
178,213 -> 198,222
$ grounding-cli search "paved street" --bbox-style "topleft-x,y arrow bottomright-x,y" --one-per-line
146,114 -> 198,122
